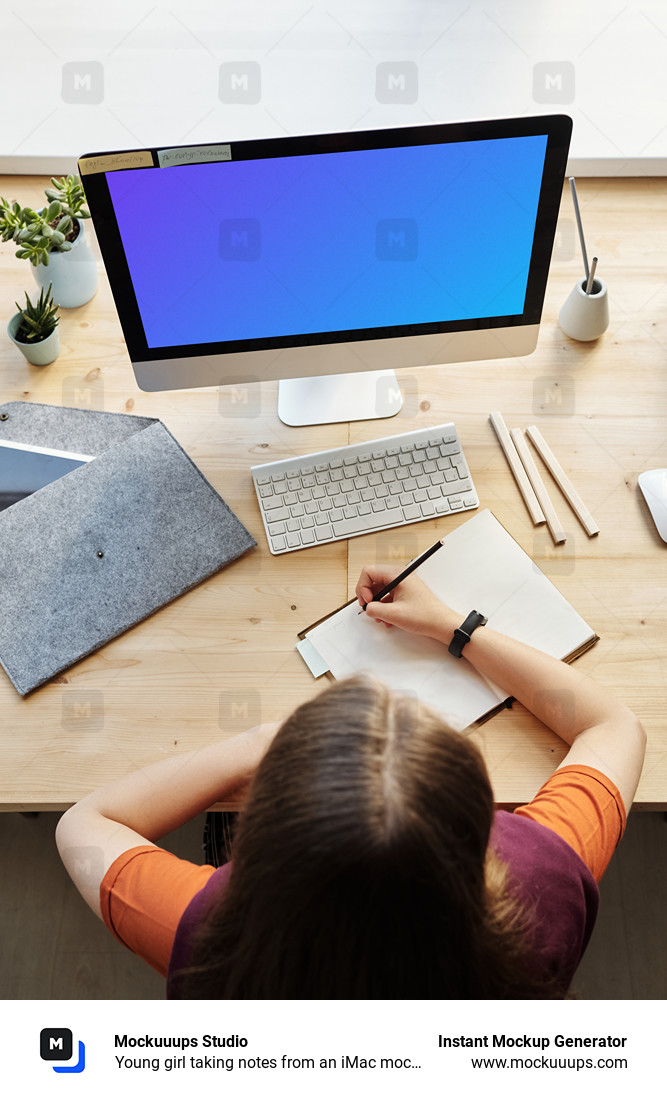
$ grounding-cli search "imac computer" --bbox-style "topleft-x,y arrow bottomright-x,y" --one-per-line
79,114 -> 571,426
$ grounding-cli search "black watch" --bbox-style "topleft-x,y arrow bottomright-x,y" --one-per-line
448,610 -> 488,658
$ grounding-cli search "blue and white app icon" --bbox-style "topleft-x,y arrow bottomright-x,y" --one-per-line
40,1028 -> 86,1073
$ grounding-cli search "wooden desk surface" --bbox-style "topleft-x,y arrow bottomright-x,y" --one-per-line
1,177 -> 666,811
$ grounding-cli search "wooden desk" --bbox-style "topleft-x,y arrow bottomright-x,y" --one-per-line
1,177 -> 666,811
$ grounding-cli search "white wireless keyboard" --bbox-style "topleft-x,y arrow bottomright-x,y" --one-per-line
251,423 -> 478,554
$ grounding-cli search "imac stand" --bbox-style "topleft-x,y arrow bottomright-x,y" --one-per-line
278,369 -> 403,427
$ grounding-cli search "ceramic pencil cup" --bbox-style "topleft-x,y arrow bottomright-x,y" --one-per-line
558,276 -> 609,342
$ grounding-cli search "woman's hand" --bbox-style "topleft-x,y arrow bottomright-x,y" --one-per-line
355,564 -> 458,643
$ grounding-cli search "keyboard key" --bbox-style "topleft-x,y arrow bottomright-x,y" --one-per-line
284,492 -> 298,505
372,499 -> 386,511
264,505 -> 289,521
414,449 -> 427,462
372,450 -> 386,459
456,477 -> 472,493
437,456 -> 451,471
368,474 -> 382,486
442,433 -> 457,444
385,455 -> 398,468
305,501 -> 319,514
286,531 -> 301,547
271,472 -> 285,482
287,478 -> 300,490
354,475 -> 369,489
358,502 -> 371,515
358,462 -> 371,475
361,488 -> 375,501
426,447 -> 440,460
423,460 -> 436,474
463,493 -> 477,507
330,458 -> 343,468
257,475 -> 271,485
316,472 -> 330,484
333,508 -> 404,537
298,489 -> 312,502
414,490 -> 427,503
436,499 -> 450,513
417,475 -> 430,489
427,486 -> 441,500
430,471 -> 444,485
302,475 -> 315,488
402,504 -> 420,520
400,492 -> 414,506
303,515 -> 315,527
300,465 -> 314,475
291,504 -> 305,517
312,487 -> 326,500
386,446 -> 399,455
420,501 -> 435,516
347,491 -> 361,504
316,513 -> 330,525
398,453 -> 412,466
259,485 -> 274,498
287,519 -> 300,531
344,505 -> 358,519
449,497 -> 464,511
316,524 -> 333,540
444,469 -> 458,483
268,522 -> 285,535
315,463 -> 328,472
440,442 -> 460,457
333,495 -> 346,508
382,470 -> 396,483
371,460 -> 385,472
341,479 -> 355,493
272,535 -> 286,551
330,508 -> 343,521
409,464 -> 422,477
403,478 -> 417,491
302,529 -> 316,544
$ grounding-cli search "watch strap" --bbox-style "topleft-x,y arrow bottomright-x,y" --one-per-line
448,610 -> 488,658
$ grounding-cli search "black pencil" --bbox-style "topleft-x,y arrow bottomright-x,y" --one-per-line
358,537 -> 446,613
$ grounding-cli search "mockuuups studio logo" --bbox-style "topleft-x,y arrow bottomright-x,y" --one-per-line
219,62 -> 261,104
532,61 -> 575,104
375,61 -> 418,104
219,219 -> 261,261
40,1028 -> 86,1074
376,219 -> 418,262
61,62 -> 104,104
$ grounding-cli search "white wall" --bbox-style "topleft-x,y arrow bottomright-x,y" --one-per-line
2,0 -> 666,175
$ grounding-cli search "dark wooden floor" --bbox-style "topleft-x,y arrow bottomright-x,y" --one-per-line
0,810 -> 665,999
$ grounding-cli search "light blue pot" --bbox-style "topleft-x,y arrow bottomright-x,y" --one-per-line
32,217 -> 98,308
8,311 -> 60,365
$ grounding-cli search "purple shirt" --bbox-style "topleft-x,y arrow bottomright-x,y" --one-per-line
167,811 -> 598,998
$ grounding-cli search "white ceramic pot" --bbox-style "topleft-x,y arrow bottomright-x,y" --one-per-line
7,312 -> 60,365
32,217 -> 98,308
558,276 -> 609,342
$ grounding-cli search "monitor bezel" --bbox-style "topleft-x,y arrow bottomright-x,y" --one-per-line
80,113 -> 572,371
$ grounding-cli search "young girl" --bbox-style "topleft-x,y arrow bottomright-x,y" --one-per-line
56,566 -> 645,998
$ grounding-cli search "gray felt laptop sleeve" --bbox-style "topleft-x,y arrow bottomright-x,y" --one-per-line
0,402 -> 256,695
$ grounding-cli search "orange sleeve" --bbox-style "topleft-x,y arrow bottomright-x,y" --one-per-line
99,845 -> 217,976
514,764 -> 626,883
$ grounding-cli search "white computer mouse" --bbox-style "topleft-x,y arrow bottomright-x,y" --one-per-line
638,469 -> 667,543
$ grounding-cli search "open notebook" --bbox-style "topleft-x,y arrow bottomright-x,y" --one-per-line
297,509 -> 598,731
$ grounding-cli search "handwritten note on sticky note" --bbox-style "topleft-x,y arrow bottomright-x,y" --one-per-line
79,151 -> 154,175
157,145 -> 232,168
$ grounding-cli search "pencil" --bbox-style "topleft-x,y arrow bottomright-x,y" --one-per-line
569,176 -> 590,282
358,537 -> 446,613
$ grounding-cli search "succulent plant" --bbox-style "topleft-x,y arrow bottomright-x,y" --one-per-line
0,175 -> 89,267
14,283 -> 60,343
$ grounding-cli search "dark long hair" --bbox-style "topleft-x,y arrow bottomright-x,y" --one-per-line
177,676 -> 550,998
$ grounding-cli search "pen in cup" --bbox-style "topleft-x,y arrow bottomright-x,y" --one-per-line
358,537 -> 446,613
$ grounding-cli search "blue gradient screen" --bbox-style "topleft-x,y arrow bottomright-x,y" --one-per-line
106,134 -> 548,349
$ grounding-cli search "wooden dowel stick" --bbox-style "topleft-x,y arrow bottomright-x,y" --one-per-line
489,411 -> 545,525
526,425 -> 600,537
510,427 -> 567,544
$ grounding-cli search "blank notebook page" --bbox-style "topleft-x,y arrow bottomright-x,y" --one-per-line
304,509 -> 596,731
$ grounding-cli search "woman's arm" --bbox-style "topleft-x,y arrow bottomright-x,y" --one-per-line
55,723 -> 279,918
356,567 -> 646,812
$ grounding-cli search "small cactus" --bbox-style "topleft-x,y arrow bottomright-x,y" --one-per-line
14,284 -> 60,343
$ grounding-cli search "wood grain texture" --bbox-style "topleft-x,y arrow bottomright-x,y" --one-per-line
1,176 -> 666,809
